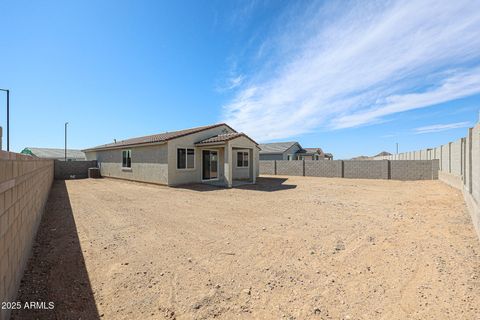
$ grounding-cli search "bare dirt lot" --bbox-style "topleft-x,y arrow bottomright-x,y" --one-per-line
12,176 -> 480,319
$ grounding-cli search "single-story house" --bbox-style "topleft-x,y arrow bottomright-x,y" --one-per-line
259,142 -> 332,160
83,123 -> 260,187
20,147 -> 86,161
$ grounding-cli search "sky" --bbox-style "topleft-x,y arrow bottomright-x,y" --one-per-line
0,0 -> 479,159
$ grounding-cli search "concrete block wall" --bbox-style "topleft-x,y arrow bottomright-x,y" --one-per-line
0,151 -> 54,320
304,160 -> 343,177
343,160 -> 389,179
390,160 -> 439,180
375,120 -> 480,241
54,160 -> 97,180
276,160 -> 304,176
260,159 -> 437,181
259,160 -> 275,175
450,139 -> 462,176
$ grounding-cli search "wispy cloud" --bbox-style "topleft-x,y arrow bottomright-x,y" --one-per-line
222,0 -> 480,141
414,121 -> 472,134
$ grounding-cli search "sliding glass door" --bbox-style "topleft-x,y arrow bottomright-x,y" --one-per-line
202,150 -> 218,180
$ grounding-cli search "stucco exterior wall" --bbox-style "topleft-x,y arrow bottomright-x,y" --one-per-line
87,143 -> 169,185
166,125 -> 235,185
232,149 -> 251,180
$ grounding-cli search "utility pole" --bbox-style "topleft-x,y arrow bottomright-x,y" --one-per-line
65,122 -> 69,161
0,89 -> 10,151
396,142 -> 399,154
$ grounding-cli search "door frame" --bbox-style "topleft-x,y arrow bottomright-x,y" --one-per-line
201,149 -> 220,182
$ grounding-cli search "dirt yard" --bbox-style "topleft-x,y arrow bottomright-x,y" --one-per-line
12,176 -> 480,319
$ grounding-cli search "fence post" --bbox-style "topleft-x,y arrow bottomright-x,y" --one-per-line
274,160 -> 277,175
468,128 -> 473,193
341,160 -> 345,178
387,160 -> 391,179
448,142 -> 452,173
303,160 -> 305,176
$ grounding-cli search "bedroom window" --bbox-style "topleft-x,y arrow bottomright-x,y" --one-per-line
237,151 -> 249,167
122,150 -> 131,168
177,148 -> 195,169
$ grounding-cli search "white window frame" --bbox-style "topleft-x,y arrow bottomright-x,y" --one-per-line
122,149 -> 132,170
287,154 -> 292,161
176,147 -> 195,170
236,150 -> 249,168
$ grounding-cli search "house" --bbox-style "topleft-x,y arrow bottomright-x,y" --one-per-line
20,147 -> 86,161
296,147 -> 326,160
259,142 -> 332,160
258,142 -> 302,160
83,123 -> 259,187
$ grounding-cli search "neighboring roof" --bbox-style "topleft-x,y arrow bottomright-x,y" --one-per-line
21,147 -> 86,160
259,142 -> 299,154
374,151 -> 392,157
83,123 -> 235,152
297,147 -> 324,155
195,132 -> 258,146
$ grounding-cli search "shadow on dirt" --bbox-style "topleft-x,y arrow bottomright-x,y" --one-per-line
173,177 -> 297,192
11,180 -> 100,320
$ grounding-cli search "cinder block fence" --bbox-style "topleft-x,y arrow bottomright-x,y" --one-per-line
373,121 -> 480,240
0,151 -> 53,320
260,159 -> 439,181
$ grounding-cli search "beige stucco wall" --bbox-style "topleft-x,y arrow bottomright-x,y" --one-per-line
230,135 -> 259,180
167,125 -> 235,185
86,143 -> 169,185
85,125 -> 259,186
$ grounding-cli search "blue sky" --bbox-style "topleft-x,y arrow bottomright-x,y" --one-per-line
0,0 -> 479,159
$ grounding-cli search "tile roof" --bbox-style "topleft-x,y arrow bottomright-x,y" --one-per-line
83,123 -> 235,151
258,142 -> 299,154
195,132 -> 258,145
22,147 -> 86,160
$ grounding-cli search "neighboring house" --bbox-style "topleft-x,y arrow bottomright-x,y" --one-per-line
258,142 -> 302,160
351,151 -> 392,160
20,147 -> 86,161
296,147 -> 326,160
83,123 -> 260,188
259,142 -> 332,160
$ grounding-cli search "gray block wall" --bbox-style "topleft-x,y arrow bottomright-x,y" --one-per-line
343,160 -> 389,179
304,160 -> 343,177
390,160 -> 439,180
276,160 -> 303,176
259,160 -> 275,175
374,121 -> 480,241
54,160 -> 98,179
450,139 -> 462,176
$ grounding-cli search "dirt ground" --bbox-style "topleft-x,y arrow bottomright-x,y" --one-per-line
12,176 -> 480,319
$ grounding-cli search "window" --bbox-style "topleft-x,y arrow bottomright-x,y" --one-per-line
122,150 -> 131,168
237,151 -> 249,167
177,148 -> 195,169
287,154 -> 292,161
